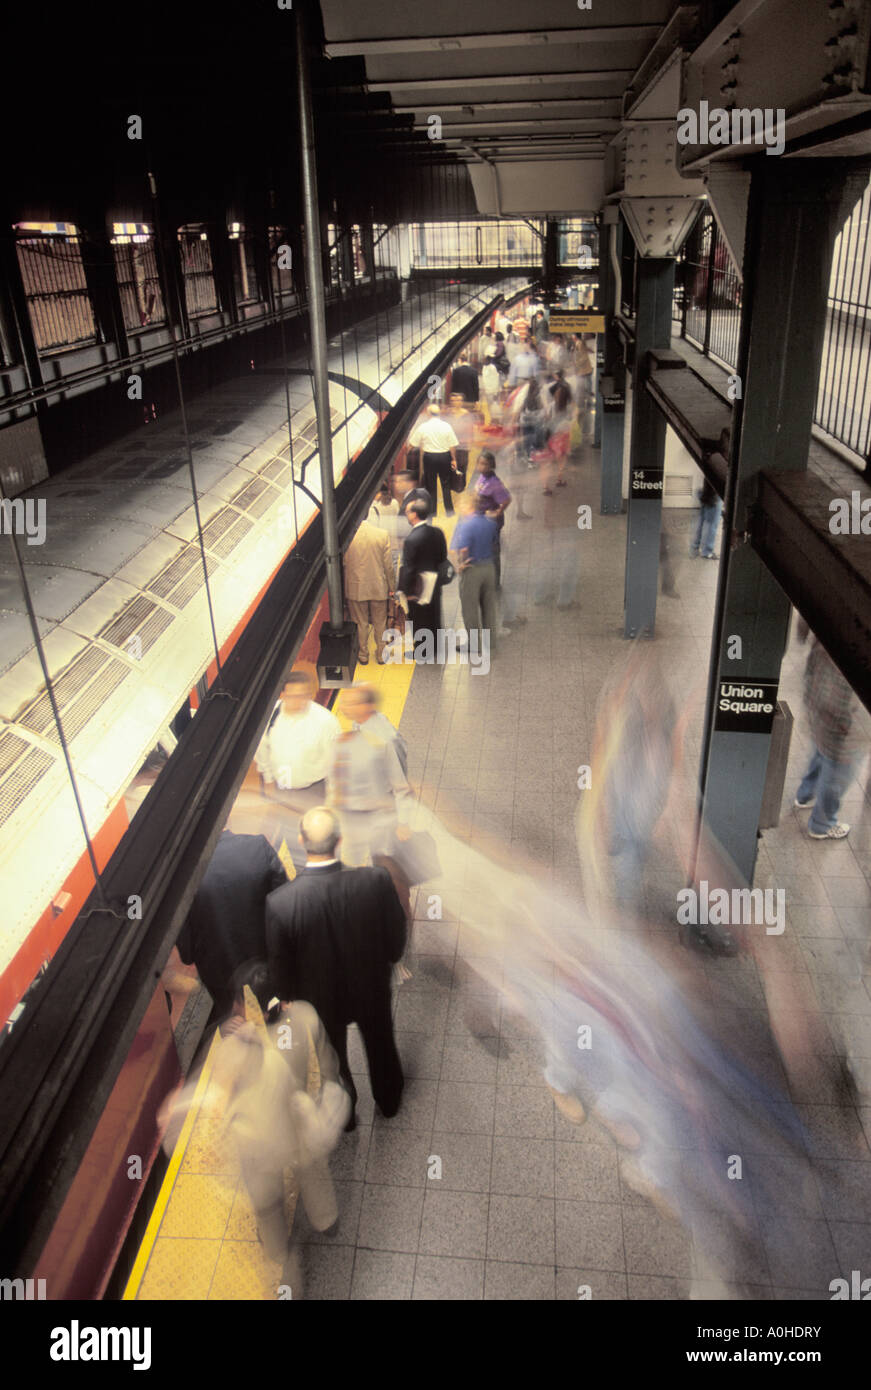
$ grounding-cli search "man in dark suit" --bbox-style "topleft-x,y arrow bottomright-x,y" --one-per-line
398,498 -> 447,651
450,352 -> 479,404
177,829 -> 288,1023
266,806 -> 407,1125
393,469 -> 431,514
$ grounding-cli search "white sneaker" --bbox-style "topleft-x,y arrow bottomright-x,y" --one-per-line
808,822 -> 850,840
794,796 -> 814,809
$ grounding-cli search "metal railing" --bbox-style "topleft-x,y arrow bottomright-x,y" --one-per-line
817,179 -> 871,462
680,210 -> 742,371
676,191 -> 871,469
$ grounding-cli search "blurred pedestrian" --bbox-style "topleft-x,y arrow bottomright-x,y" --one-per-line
689,476 -> 723,560
795,627 -> 863,840
209,963 -> 349,1271
344,516 -> 395,665
341,681 -> 409,777
255,671 -> 341,815
450,352 -> 479,405
176,828 -> 287,1025
266,807 -> 408,1126
446,393 -> 475,492
327,715 -> 413,868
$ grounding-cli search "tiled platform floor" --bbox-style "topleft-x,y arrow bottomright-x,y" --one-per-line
291,433 -> 871,1301
131,384 -> 871,1303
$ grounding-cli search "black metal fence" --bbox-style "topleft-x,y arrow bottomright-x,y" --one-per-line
817,179 -> 871,462
680,210 -> 742,371
675,189 -> 871,469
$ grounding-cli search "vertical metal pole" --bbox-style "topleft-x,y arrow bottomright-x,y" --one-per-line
295,0 -> 344,631
703,214 -> 715,358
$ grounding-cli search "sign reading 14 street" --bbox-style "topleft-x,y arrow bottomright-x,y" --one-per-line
715,680 -> 780,734
630,467 -> 663,498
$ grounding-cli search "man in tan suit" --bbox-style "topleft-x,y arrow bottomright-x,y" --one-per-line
344,517 -> 395,664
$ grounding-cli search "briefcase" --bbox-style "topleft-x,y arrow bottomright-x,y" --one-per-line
390,830 -> 441,886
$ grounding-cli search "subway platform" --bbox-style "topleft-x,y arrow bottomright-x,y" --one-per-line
128,424 -> 871,1302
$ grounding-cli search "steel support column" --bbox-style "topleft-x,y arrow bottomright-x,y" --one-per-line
696,158 -> 865,891
623,256 -> 674,637
296,0 -> 344,630
78,214 -> 129,361
543,219 -> 558,297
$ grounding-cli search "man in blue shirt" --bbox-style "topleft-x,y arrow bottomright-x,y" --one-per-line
450,494 -> 499,655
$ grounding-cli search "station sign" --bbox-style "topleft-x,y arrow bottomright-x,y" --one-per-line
630,466 -> 663,498
549,311 -> 605,334
602,393 -> 625,413
714,679 -> 780,734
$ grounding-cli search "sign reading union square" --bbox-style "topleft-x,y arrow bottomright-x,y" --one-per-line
715,679 -> 780,734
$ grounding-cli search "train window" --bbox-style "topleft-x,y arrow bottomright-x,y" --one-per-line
13,222 -> 97,353
177,223 -> 218,318
110,223 -> 166,330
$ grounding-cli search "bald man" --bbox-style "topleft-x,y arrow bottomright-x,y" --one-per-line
265,807 -> 407,1125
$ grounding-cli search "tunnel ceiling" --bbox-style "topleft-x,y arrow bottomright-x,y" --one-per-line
318,0 -> 682,214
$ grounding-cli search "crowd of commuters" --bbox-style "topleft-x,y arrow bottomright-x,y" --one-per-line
340,298 -> 601,659
161,296 -> 866,1299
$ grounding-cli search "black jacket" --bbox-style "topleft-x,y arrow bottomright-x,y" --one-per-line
450,363 -> 479,403
266,862 -> 406,1024
399,521 -> 447,600
177,831 -> 287,1001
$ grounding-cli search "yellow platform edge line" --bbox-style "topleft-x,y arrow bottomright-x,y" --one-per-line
124,573 -> 425,1301
122,1030 -> 220,1301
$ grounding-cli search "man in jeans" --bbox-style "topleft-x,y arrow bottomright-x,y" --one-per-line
450,494 -> 499,656
689,476 -> 724,560
795,628 -> 863,840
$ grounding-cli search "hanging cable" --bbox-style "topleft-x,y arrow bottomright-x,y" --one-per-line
2,510 -> 108,910
146,169 -> 223,684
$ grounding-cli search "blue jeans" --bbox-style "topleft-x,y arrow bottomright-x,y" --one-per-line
796,748 -> 856,833
690,499 -> 723,558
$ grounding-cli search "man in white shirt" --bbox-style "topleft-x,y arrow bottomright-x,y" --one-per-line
408,404 -> 460,517
507,344 -> 541,389
255,672 -> 341,828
